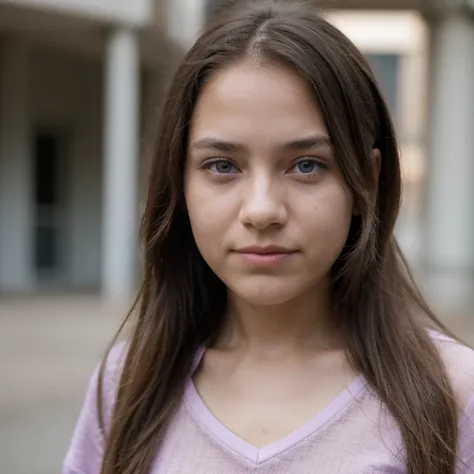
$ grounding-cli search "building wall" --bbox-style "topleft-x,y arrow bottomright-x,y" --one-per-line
0,46 -> 105,292
0,0 -> 155,26
0,39 -> 32,292
30,50 -> 104,289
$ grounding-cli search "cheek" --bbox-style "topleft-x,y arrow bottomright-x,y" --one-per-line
304,185 -> 353,255
184,176 -> 231,262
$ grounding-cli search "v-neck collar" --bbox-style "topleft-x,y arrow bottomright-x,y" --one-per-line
184,347 -> 368,465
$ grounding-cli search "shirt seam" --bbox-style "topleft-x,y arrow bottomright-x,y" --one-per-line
184,399 -> 259,465
256,382 -> 368,465
184,380 -> 368,466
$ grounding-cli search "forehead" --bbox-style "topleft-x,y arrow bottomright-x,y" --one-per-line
189,60 -> 328,145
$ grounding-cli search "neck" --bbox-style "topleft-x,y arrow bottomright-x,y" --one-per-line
217,278 -> 342,355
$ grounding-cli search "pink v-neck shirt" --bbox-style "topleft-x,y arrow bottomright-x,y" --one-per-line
63,332 -> 474,473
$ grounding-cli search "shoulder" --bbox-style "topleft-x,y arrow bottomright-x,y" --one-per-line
429,330 -> 474,470
62,341 -> 128,474
90,340 -> 129,435
429,329 -> 474,409
99,340 -> 129,405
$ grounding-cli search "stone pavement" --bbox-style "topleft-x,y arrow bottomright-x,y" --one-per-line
0,296 -> 472,474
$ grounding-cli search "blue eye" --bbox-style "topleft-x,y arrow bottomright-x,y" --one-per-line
297,160 -> 316,173
207,160 -> 238,174
290,159 -> 322,175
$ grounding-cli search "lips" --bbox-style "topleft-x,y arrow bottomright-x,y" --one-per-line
232,245 -> 298,267
234,245 -> 297,255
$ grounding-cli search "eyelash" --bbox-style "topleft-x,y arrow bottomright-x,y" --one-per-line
202,157 -> 326,180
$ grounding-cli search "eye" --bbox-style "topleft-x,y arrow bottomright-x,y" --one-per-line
205,159 -> 239,175
288,158 -> 324,175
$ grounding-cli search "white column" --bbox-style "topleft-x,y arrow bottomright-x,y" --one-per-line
425,12 -> 474,313
102,28 -> 140,299
0,39 -> 33,292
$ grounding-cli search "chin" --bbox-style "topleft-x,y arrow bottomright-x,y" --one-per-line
229,278 -> 303,306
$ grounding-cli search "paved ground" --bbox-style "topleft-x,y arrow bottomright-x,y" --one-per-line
0,296 -> 126,474
0,296 -> 473,474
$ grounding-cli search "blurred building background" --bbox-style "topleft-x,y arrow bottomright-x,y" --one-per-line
0,0 -> 473,473
1,0 -> 474,313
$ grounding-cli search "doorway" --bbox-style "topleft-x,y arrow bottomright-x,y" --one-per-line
33,128 -> 69,288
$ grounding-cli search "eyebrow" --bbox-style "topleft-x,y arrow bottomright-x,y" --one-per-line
189,134 -> 332,153
283,135 -> 332,151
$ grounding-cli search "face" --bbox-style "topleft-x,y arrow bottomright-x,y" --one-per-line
184,60 -> 354,306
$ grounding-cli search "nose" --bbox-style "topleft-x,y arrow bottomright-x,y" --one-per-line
239,173 -> 287,229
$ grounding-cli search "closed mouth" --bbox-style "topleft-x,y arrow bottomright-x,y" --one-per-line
234,246 -> 298,255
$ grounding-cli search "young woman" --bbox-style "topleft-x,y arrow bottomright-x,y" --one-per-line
63,1 -> 474,473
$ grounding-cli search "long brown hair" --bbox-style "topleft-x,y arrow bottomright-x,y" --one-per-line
99,1 -> 460,473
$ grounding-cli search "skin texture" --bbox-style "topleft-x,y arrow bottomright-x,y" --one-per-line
185,60 -> 354,318
183,60 -> 360,447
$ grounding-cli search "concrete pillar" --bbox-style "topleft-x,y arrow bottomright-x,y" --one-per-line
0,39 -> 33,292
425,11 -> 474,313
102,28 -> 140,299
